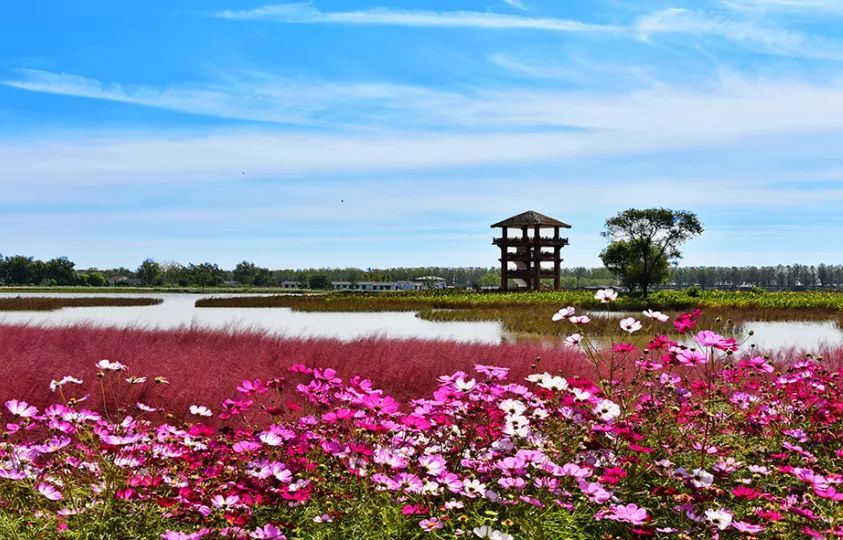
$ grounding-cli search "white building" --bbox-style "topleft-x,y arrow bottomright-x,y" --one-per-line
331,280 -> 422,292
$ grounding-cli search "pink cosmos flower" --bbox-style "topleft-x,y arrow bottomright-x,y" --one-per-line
5,400 -> 38,418
36,482 -> 63,501
237,379 -> 269,395
569,315 -> 591,325
695,330 -> 726,347
474,364 -> 509,380
604,503 -> 648,525
161,532 -> 204,540
360,394 -> 400,414
211,494 -> 239,508
677,349 -> 707,366
419,517 -> 443,531
250,524 -> 286,539
738,356 -> 775,374
733,521 -> 765,533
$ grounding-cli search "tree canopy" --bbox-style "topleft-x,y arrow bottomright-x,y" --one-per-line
600,208 -> 703,296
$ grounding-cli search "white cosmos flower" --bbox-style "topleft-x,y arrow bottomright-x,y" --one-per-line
462,478 -> 487,498
564,333 -> 583,347
189,405 -> 212,417
551,306 -> 576,321
569,315 -> 591,325
620,317 -> 643,333
473,525 -> 514,540
49,376 -> 83,392
691,468 -> 714,488
136,402 -> 156,412
499,399 -> 526,416
704,508 -> 733,530
455,378 -> 476,392
96,359 -> 126,372
595,289 -> 618,303
593,399 -> 621,422
642,309 -> 669,322
571,388 -> 592,403
537,374 -> 568,391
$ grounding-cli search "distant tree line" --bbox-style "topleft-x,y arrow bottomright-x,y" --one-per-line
671,264 -> 843,289
1,254 -> 841,290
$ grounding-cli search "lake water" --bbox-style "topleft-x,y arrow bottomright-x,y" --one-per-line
0,293 -> 840,351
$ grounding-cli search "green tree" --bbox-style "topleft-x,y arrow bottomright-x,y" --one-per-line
85,271 -> 108,287
600,208 -> 703,297
601,241 -> 671,295
188,263 -> 225,290
233,261 -> 259,286
44,257 -> 77,285
137,259 -> 163,286
308,274 -> 332,290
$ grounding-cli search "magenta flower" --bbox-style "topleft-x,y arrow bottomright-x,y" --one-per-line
36,483 -> 62,501
250,524 -> 286,539
677,349 -> 707,366
237,379 -> 269,395
5,399 -> 38,418
605,503 -> 648,525
360,394 -> 400,414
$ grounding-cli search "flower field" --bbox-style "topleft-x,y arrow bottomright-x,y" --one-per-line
0,300 -> 842,538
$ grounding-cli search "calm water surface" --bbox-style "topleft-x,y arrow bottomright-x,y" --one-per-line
0,293 -> 840,351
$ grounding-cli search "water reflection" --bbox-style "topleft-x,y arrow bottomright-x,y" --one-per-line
0,293 -> 839,351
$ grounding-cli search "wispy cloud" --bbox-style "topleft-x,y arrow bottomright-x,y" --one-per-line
502,0 -> 527,11
8,69 -> 843,138
721,0 -> 843,13
6,74 -> 843,186
635,8 -> 843,60
2,69 -> 471,128
216,4 -> 619,33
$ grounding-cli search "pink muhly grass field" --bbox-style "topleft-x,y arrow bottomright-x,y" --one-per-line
0,324 -> 593,417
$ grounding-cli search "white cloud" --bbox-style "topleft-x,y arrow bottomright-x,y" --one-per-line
3,69 -> 469,127
502,0 -> 527,11
11,69 -> 843,137
5,75 -> 843,189
721,0 -> 843,12
216,3 -> 619,33
636,8 -> 843,60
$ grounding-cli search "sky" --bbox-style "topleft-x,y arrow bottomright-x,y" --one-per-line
1,0 -> 842,270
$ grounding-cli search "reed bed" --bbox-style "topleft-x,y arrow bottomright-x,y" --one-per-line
196,291 -> 843,336
0,324 -> 592,420
0,296 -> 163,311
195,289 -> 843,311
419,305 -> 843,336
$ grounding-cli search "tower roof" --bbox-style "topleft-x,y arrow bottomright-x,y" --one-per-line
491,211 -> 571,228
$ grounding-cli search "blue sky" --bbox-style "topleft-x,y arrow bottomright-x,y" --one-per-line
1,0 -> 842,269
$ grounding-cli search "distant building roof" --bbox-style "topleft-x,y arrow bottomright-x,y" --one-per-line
491,211 -> 571,229
415,276 -> 446,281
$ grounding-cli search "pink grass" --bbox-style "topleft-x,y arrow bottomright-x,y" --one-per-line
0,324 -> 593,417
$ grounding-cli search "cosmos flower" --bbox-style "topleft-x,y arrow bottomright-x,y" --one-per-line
704,508 -> 733,530
36,483 -> 62,501
620,318 -> 642,333
96,359 -> 127,371
189,405 -> 212,417
5,399 -> 38,418
551,306 -> 576,321
595,289 -> 618,303
642,309 -> 669,322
